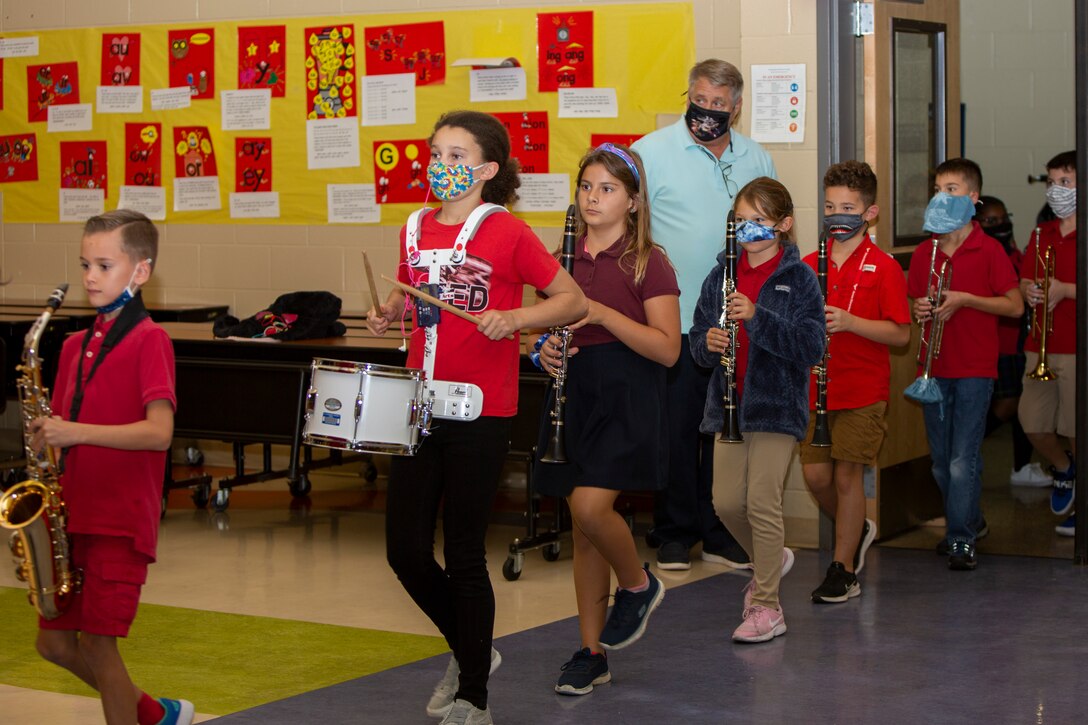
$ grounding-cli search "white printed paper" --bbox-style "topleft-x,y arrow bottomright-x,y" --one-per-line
750,64 -> 806,144
230,191 -> 280,219
118,185 -> 166,220
59,189 -> 105,222
306,118 -> 360,170
557,88 -> 618,118
150,87 -> 192,111
512,173 -> 571,213
0,37 -> 39,58
174,176 -> 221,212
361,73 -> 415,127
450,57 -> 520,68
96,86 -> 143,114
327,184 -> 380,224
221,89 -> 272,131
47,104 -> 93,132
469,68 -> 527,102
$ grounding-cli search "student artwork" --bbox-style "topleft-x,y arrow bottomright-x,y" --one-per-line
27,62 -> 80,123
124,123 -> 162,187
174,126 -> 217,178
0,133 -> 38,182
60,141 -> 108,195
537,12 -> 594,92
363,21 -> 446,86
1,59 -> 4,110
235,137 -> 273,193
590,133 -> 644,149
168,28 -> 215,100
238,26 -> 286,97
101,33 -> 141,86
305,24 -> 357,120
373,139 -> 429,204
492,112 -> 549,174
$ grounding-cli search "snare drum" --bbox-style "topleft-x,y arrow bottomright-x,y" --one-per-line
303,358 -> 427,455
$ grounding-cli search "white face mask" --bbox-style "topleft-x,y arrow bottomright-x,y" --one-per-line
1046,184 -> 1077,219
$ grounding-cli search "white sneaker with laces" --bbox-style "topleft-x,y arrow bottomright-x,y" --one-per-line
439,699 -> 493,725
1010,462 -> 1053,488
426,648 -> 502,718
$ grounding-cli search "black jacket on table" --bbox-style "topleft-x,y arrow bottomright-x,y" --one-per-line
690,243 -> 825,441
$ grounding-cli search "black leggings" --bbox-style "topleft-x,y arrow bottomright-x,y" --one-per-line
386,416 -> 511,710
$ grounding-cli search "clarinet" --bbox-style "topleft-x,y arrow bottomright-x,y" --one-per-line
719,210 -> 742,443
539,204 -> 578,463
811,230 -> 832,447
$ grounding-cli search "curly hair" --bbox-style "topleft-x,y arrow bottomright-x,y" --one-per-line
823,160 -> 878,208
430,110 -> 520,206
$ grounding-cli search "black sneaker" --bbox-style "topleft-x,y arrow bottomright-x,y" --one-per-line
853,519 -> 877,574
701,544 -> 752,570
976,517 -> 990,539
599,565 -> 665,650
555,648 -> 610,696
948,541 -> 977,570
655,541 -> 691,571
811,562 -> 860,603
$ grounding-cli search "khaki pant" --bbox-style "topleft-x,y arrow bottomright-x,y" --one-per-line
712,431 -> 796,609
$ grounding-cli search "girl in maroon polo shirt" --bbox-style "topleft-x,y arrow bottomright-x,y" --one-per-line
534,144 -> 680,695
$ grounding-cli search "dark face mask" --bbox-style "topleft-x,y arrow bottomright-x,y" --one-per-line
823,213 -> 868,242
985,220 -> 1014,248
685,103 -> 731,143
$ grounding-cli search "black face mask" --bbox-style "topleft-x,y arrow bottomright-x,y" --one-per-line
985,220 -> 1014,248
823,213 -> 868,242
685,103 -> 731,143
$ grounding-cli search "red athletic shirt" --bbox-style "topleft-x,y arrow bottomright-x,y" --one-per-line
907,222 -> 1019,379
803,234 -> 910,409
735,246 -> 784,400
1021,220 -> 1078,355
52,316 -> 176,561
398,208 -> 561,417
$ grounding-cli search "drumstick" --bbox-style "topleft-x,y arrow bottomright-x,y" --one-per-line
380,274 -> 514,339
362,251 -> 382,312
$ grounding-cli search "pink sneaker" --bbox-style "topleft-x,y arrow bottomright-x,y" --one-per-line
732,605 -> 787,643
741,547 -> 795,611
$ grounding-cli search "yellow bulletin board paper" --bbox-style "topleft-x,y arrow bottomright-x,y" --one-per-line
0,4 -> 693,226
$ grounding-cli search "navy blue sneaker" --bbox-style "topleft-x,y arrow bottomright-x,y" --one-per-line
555,648 -> 610,696
1056,515 -> 1075,537
599,565 -> 664,650
948,541 -> 977,571
156,698 -> 194,725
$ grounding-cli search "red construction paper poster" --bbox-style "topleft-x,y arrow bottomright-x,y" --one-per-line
235,137 -> 273,193
0,133 -> 38,183
101,32 -> 141,86
124,123 -> 162,187
590,133 -> 645,150
537,12 -> 593,92
305,25 -> 357,119
1,60 -> 4,110
238,26 -> 286,97
27,62 -> 80,123
168,28 -> 215,100
60,141 -> 108,195
364,21 -> 446,86
492,112 -> 549,174
373,139 -> 428,204
174,126 -> 217,178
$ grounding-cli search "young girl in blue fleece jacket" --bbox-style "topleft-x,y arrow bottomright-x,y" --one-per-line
690,177 -> 825,643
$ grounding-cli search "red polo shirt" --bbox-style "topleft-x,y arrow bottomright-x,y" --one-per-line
803,234 -> 910,409
1021,219 -> 1077,355
907,222 -> 1019,379
998,246 -> 1024,355
736,246 -> 784,400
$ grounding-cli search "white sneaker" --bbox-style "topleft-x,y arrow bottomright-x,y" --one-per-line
426,648 -> 502,718
1010,462 -> 1053,488
440,699 -> 493,725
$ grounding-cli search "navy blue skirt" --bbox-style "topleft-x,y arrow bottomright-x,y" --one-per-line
533,341 -> 669,497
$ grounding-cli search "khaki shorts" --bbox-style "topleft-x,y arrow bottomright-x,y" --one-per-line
799,401 -> 888,466
1019,352 -> 1076,439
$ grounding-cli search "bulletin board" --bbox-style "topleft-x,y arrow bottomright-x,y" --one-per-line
0,4 -> 693,226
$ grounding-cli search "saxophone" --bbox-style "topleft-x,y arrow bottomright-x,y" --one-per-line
0,283 -> 81,619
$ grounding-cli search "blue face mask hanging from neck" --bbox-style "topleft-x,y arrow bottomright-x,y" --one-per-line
97,260 -> 149,314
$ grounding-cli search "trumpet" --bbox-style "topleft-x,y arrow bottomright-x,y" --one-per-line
916,246 -> 952,379
1027,228 -> 1056,381
719,210 -> 742,443
539,204 -> 578,463
810,230 -> 831,447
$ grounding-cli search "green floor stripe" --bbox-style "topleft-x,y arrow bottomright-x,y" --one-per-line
0,586 -> 447,715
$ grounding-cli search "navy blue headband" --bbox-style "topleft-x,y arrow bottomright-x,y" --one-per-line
595,143 -> 640,184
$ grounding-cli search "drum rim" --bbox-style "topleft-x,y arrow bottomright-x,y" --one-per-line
311,357 -> 423,380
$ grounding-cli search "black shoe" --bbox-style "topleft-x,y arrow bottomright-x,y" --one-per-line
555,648 -> 610,696
655,541 -> 691,571
853,519 -> 877,574
811,562 -> 860,603
976,517 -> 990,540
701,544 -> 752,570
599,565 -> 665,650
948,541 -> 977,570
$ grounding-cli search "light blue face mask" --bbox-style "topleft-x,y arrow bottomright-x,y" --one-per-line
923,192 -> 976,234
96,260 -> 149,314
735,220 -> 778,244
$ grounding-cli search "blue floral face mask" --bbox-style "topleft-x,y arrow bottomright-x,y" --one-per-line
923,192 -> 976,234
735,220 -> 778,243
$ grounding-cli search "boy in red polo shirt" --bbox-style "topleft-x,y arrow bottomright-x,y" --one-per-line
801,161 -> 910,602
907,158 -> 1022,571
29,210 -> 190,725
1018,151 -> 1078,535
